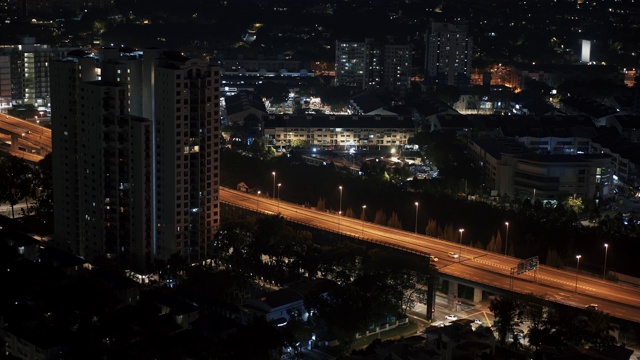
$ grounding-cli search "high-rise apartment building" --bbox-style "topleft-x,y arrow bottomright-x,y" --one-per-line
0,36 -> 76,107
51,48 -> 221,270
335,39 -> 412,97
425,21 -> 473,86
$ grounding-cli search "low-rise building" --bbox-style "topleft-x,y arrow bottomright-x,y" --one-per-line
469,137 -> 613,201
423,321 -> 495,360
3,324 -> 63,360
243,278 -> 338,326
263,114 -> 416,150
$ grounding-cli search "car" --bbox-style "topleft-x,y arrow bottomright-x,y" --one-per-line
447,252 -> 459,259
513,328 -> 524,335
429,255 -> 439,262
445,315 -> 458,321
432,321 -> 445,327
473,319 -> 483,325
585,304 -> 598,311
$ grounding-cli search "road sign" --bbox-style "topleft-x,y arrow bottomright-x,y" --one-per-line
516,256 -> 539,275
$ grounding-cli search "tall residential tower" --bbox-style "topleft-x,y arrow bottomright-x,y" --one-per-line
51,48 -> 221,270
425,21 -> 473,86
335,39 -> 412,97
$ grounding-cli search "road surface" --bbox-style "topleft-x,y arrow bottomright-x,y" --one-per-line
221,187 -> 640,324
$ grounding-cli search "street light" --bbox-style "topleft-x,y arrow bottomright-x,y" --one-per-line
414,202 -> 419,234
361,205 -> 367,237
256,191 -> 261,211
603,243 -> 609,279
504,222 -> 509,256
338,186 -> 343,232
272,172 -> 276,199
575,255 -> 582,293
458,228 -> 464,262
277,183 -> 282,213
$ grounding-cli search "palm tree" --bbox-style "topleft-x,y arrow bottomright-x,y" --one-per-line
585,311 -> 616,351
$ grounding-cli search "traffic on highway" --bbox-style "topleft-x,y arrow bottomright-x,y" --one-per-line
221,187 -> 640,324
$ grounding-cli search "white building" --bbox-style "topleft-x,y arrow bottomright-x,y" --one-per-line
263,114 -> 416,150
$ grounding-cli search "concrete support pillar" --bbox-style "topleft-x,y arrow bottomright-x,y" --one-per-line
447,280 -> 458,311
473,287 -> 483,303
10,134 -> 18,149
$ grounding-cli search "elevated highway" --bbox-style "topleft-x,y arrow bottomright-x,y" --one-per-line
0,114 -> 51,161
221,187 -> 640,324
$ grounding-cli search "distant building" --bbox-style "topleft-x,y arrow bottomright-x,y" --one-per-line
243,278 -> 338,326
23,0 -> 115,16
4,324 -> 62,360
51,48 -> 221,270
335,39 -> 412,97
0,37 -> 78,108
468,137 -> 613,201
519,64 -> 624,89
223,91 -> 267,126
425,21 -> 473,86
263,114 -> 416,150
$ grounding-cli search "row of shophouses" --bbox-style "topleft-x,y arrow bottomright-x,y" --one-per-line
262,112 -> 640,204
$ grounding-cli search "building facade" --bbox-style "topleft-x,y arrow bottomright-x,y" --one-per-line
0,37 -> 77,108
51,48 -> 221,270
335,39 -> 412,96
468,137 -> 613,202
263,114 -> 415,150
425,21 -> 473,86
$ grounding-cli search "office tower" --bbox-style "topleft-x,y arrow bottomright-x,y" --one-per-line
425,21 -> 473,86
335,39 -> 412,96
51,49 -> 221,270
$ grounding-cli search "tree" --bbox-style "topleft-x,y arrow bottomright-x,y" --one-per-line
564,196 -> 584,215
427,85 -> 461,106
0,155 -> 35,218
345,207 -> 355,218
373,209 -> 386,225
316,197 -> 325,211
489,295 -> 520,346
425,219 -> 439,237
486,231 -> 503,253
584,311 -> 616,351
290,139 -> 309,149
387,211 -> 403,229
254,81 -> 289,105
320,85 -> 351,111
29,153 -> 53,216
545,248 -> 563,268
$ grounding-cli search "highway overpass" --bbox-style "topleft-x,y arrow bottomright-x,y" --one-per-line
221,187 -> 640,324
0,114 -> 51,162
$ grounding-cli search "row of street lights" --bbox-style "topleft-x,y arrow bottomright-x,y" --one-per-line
575,243 -> 611,293
265,175 -> 613,281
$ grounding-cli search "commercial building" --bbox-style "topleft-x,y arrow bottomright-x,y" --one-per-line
468,137 -> 613,202
263,114 -> 415,150
335,39 -> 412,97
51,48 -> 221,270
425,21 -> 473,86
